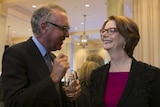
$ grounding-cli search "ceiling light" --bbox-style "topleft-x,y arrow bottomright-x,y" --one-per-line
32,5 -> 37,8
85,4 -> 90,7
81,22 -> 84,25
80,15 -> 89,48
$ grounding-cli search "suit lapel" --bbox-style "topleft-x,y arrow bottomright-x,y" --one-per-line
26,38 -> 51,78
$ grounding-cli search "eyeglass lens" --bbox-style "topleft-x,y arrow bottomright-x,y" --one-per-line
100,28 -> 117,35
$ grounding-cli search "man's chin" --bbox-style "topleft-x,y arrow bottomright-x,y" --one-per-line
56,46 -> 62,50
51,47 -> 61,51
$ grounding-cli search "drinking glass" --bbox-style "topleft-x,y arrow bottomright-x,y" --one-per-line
63,70 -> 78,97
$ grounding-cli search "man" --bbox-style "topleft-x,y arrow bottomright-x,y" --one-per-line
1,4 -> 80,107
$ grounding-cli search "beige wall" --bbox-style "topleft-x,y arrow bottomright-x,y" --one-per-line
0,3 -> 7,72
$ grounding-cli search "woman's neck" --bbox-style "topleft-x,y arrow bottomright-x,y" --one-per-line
109,53 -> 132,72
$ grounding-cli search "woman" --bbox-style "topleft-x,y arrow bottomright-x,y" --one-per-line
86,54 -> 105,66
89,15 -> 160,107
77,61 -> 100,107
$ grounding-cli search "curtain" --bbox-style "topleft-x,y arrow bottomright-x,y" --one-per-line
133,0 -> 160,67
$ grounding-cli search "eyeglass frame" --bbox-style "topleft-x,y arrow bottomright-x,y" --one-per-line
46,21 -> 70,33
100,27 -> 118,36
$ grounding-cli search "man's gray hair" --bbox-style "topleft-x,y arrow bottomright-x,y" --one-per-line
31,4 -> 66,35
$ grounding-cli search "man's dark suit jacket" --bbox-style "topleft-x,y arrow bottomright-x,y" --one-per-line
1,37 -> 71,107
89,58 -> 160,107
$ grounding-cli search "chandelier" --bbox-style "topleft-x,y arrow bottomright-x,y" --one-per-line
80,14 -> 89,48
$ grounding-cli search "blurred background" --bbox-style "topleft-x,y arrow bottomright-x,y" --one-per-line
1,0 -> 160,72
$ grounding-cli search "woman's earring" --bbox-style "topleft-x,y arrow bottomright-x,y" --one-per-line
122,45 -> 125,49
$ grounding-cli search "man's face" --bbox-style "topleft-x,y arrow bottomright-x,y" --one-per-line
40,10 -> 70,51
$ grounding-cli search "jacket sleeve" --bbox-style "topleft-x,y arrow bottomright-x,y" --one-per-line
150,67 -> 160,106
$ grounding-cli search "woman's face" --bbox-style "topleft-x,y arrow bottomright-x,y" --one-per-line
101,20 -> 126,52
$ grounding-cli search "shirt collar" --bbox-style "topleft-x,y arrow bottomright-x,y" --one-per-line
32,36 -> 47,57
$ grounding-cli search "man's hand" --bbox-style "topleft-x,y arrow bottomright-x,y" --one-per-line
62,79 -> 81,102
50,53 -> 70,83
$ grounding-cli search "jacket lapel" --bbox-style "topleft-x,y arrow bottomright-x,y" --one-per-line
26,38 -> 51,78
92,64 -> 110,107
117,59 -> 140,107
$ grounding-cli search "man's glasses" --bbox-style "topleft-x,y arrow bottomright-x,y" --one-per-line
100,27 -> 118,35
46,21 -> 70,33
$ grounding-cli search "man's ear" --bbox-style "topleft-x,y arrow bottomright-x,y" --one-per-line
40,22 -> 48,31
